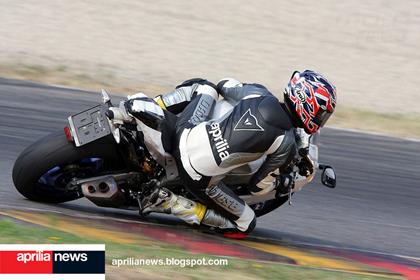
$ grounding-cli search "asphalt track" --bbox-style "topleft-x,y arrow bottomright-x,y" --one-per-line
1,78 -> 419,259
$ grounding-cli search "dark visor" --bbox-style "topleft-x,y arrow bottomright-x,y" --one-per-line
313,110 -> 333,128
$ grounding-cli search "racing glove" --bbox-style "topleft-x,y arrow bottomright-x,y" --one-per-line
296,144 -> 315,178
295,128 -> 315,177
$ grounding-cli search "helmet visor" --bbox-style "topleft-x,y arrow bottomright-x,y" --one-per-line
313,109 -> 332,128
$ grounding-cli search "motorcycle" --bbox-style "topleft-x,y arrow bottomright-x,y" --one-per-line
12,89 -> 336,219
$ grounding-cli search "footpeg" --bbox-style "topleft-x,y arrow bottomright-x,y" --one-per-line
137,179 -> 161,216
137,193 -> 148,217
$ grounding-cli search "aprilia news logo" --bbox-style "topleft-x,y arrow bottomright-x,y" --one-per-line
0,244 -> 105,279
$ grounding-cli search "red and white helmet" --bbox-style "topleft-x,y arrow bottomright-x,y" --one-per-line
284,70 -> 337,134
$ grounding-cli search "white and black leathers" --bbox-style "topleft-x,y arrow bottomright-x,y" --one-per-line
182,78 -> 297,193
124,78 -> 298,233
169,78 -> 298,233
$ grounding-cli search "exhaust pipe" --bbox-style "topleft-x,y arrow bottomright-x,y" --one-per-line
87,185 -> 96,193
98,182 -> 110,193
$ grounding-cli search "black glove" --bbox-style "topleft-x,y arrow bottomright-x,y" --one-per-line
275,173 -> 294,195
297,155 -> 314,177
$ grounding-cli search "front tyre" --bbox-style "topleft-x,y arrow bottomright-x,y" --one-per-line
12,131 -> 123,203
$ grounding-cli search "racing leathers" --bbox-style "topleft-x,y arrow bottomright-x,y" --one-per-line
123,78 -> 298,233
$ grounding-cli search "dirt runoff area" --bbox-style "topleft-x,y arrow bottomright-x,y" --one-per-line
1,0 -> 420,137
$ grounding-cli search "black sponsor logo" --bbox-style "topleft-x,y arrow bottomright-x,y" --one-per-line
296,89 -> 306,102
208,122 -> 230,162
206,186 -> 240,211
234,109 -> 264,132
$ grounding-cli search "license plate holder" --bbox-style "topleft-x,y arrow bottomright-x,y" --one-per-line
68,105 -> 111,147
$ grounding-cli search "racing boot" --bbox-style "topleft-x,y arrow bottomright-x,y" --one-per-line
141,188 -> 237,229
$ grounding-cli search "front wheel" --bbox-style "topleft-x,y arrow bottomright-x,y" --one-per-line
12,131 -> 124,203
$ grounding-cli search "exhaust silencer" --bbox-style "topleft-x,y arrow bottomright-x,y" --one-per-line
81,176 -> 125,207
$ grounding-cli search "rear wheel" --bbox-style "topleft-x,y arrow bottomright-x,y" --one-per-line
12,131 -> 124,203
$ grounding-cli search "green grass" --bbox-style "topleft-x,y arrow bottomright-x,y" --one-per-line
0,218 -> 395,280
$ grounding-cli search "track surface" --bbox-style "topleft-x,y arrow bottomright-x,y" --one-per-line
1,78 -> 419,258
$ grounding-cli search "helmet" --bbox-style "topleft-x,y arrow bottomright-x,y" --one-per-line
284,70 -> 337,134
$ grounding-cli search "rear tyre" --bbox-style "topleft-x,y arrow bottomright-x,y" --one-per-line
12,131 -> 123,203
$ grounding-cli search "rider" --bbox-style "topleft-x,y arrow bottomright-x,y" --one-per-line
112,70 -> 337,234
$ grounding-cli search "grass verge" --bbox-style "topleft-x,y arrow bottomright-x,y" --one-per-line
0,218 -> 392,280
